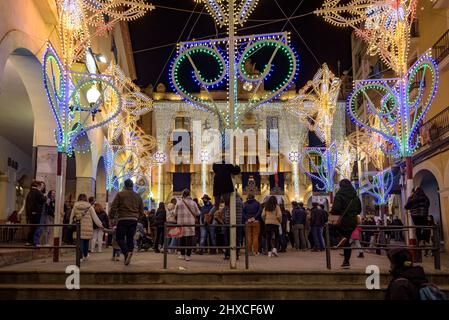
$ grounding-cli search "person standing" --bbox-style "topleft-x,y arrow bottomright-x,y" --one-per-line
174,189 -> 200,261
405,186 -> 430,247
291,201 -> 307,250
109,179 -> 144,265
166,198 -> 178,254
91,203 -> 109,252
25,181 -> 46,246
330,179 -> 362,268
222,192 -> 244,259
243,194 -> 261,256
199,194 -> 215,254
310,202 -> 327,251
262,196 -> 282,257
70,194 -> 103,261
153,202 -> 167,253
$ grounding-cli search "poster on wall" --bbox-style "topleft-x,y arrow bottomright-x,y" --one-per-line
269,172 -> 284,195
242,172 -> 261,195
35,146 -> 58,192
173,173 -> 191,193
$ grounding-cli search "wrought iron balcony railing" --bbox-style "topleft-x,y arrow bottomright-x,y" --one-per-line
419,105 -> 449,147
432,28 -> 449,63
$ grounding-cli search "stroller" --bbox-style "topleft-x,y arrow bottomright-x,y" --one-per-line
135,222 -> 153,252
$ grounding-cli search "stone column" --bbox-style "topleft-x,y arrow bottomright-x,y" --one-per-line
439,190 -> 449,252
76,177 -> 96,199
34,146 -> 58,192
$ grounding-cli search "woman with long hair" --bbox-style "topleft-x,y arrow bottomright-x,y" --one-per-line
262,196 -> 282,257
70,194 -> 104,261
91,203 -> 109,252
330,179 -> 362,268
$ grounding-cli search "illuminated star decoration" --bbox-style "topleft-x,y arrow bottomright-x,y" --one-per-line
299,143 -> 338,193
348,51 -> 439,159
193,0 -> 259,27
57,0 -> 154,66
287,63 -> 341,147
43,43 -> 122,154
360,168 -> 394,205
316,0 -> 417,75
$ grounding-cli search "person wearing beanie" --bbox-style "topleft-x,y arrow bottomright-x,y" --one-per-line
109,178 -> 144,265
385,248 -> 428,300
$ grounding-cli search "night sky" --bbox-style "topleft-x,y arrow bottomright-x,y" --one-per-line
129,0 -> 353,91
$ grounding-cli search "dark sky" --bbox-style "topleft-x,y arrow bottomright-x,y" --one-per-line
129,0 -> 353,91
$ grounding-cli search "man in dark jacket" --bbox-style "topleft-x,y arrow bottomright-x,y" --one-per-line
405,186 -> 430,244
243,194 -> 261,255
291,202 -> 307,250
310,203 -> 327,251
385,248 -> 429,300
109,179 -> 144,265
212,160 -> 241,204
330,179 -> 362,268
25,181 -> 46,246
199,194 -> 215,254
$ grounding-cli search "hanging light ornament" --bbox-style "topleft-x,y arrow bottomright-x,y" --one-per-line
287,63 -> 341,147
299,143 -> 338,193
336,139 -> 357,180
360,168 -> 394,205
57,0 -> 154,66
315,0 -> 417,75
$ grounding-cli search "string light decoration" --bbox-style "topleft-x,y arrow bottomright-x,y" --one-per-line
360,168 -> 394,205
170,32 -> 298,128
336,139 -> 357,180
315,0 -> 417,75
299,143 -> 338,193
347,51 -> 439,159
43,43 -> 122,154
57,0 -> 154,66
194,0 -> 259,26
347,125 -> 385,171
287,63 -> 341,147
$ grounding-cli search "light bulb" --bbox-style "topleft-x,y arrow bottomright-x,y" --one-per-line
96,54 -> 107,64
87,86 -> 101,104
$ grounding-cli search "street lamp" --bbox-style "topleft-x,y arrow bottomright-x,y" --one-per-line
86,85 -> 102,121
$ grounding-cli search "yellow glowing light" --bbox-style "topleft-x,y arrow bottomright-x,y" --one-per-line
315,0 -> 417,76
287,63 -> 341,147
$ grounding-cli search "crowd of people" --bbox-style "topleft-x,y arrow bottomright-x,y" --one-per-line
19,166 -> 438,271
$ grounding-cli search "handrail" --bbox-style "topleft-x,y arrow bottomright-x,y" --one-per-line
324,224 -> 441,270
0,222 -> 81,267
163,223 -> 249,270
432,27 -> 449,63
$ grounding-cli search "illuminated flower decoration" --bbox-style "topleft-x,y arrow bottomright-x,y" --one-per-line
194,0 -> 259,27
347,51 -> 439,159
170,32 -> 298,129
42,43 -> 122,154
153,151 -> 167,164
287,63 -> 341,147
57,0 -> 154,66
316,0 -> 417,75
299,143 -> 338,193
336,139 -> 357,180
360,169 -> 394,205
288,150 -> 300,164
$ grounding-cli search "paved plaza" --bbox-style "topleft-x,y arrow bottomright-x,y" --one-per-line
1,247 -> 447,274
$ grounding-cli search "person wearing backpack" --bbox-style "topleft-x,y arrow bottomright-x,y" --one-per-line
386,248 -> 447,300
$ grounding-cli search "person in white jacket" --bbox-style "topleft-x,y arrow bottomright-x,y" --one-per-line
166,197 -> 178,254
70,194 -> 103,261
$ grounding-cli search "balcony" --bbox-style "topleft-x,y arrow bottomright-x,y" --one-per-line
419,105 -> 449,149
432,28 -> 449,69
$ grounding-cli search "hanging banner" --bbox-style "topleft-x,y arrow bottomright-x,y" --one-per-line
242,172 -> 261,195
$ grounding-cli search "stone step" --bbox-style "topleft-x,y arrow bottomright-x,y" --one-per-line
1,270 -> 449,286
0,249 -> 73,268
1,283 -> 448,300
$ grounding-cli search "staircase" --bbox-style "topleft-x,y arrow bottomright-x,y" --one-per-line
1,270 -> 448,299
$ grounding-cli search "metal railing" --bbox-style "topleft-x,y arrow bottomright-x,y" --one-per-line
0,222 -> 81,267
163,223 -> 249,269
324,224 -> 441,270
432,28 -> 449,63
419,105 -> 449,147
